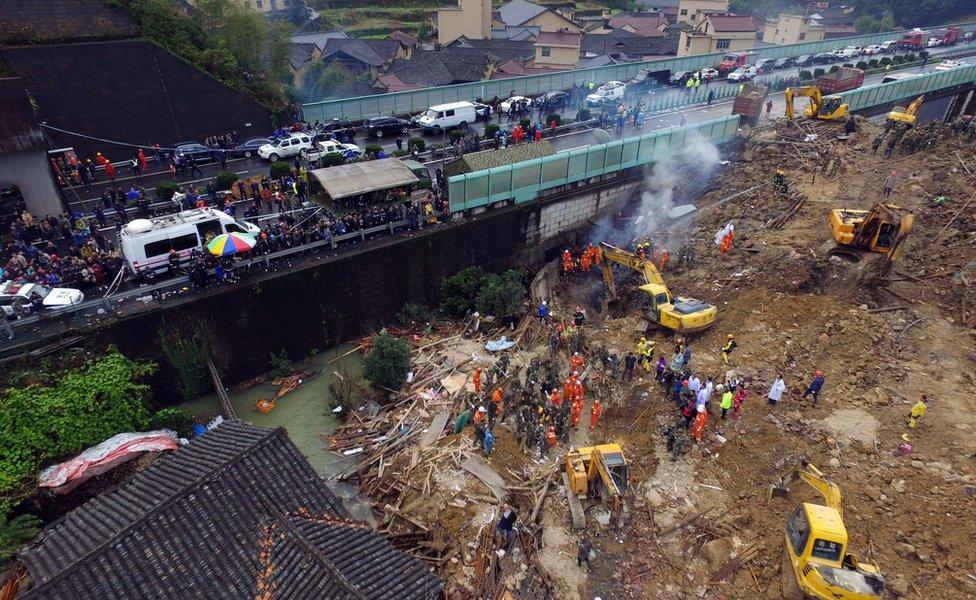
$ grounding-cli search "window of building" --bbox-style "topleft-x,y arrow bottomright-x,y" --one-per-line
685,36 -> 692,49
799,33 -> 806,41
716,39 -> 731,50
541,46 -> 551,57
680,9 -> 688,16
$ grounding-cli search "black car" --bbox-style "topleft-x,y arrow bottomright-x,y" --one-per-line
811,52 -> 840,64
319,118 -> 355,133
173,142 -> 213,162
364,116 -> 411,138
773,57 -> 795,69
794,54 -> 813,67
230,138 -> 271,158
533,91 -> 569,109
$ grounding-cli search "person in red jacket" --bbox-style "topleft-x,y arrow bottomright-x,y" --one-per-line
104,161 -> 116,182
473,367 -> 482,394
550,388 -> 562,407
512,126 -> 524,144
589,399 -> 602,433
137,148 -> 148,172
533,128 -> 542,143
570,398 -> 583,431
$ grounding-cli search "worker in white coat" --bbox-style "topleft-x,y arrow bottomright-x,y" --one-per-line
767,375 -> 786,406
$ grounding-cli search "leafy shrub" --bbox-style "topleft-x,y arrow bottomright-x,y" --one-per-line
546,113 -> 561,126
214,171 -> 239,191
408,137 -> 426,151
319,152 -> 346,167
484,123 -> 500,139
829,65 -> 840,73
519,117 -> 531,130
270,161 -> 291,178
440,266 -> 485,317
156,181 -> 179,202
855,61 -> 868,70
0,514 -> 42,561
842,63 -> 854,68
364,144 -> 383,156
798,70 -> 813,81
879,57 -> 892,66
362,330 -> 412,391
576,108 -> 592,121
449,129 -> 465,143
326,364 -> 366,417
268,348 -> 292,379
918,51 -> 929,61
396,302 -> 436,325
0,349 -> 155,520
813,68 -> 825,78
149,407 -> 194,438
474,270 -> 525,319
158,321 -> 210,400
867,59 -> 879,68
892,55 -> 905,64
391,149 -> 409,157
905,53 -> 917,62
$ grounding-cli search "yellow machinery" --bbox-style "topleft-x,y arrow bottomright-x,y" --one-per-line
773,462 -> 885,600
886,95 -> 924,129
564,444 -> 629,530
600,243 -> 716,334
827,202 -> 913,281
785,86 -> 850,121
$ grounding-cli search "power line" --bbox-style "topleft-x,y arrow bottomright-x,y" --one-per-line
40,123 -> 177,152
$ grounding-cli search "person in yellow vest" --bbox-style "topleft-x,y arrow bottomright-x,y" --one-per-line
641,339 -> 655,371
908,395 -> 928,428
636,337 -> 648,365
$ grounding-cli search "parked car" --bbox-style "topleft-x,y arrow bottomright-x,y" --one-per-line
364,116 -> 411,138
879,40 -> 898,53
472,102 -> 492,120
174,143 -> 212,163
627,66 -> 659,90
811,52 -> 841,64
694,67 -> 719,80
838,46 -> 862,59
533,90 -> 569,109
773,56 -> 796,69
934,59 -> 968,72
926,37 -> 943,48
863,45 -> 883,56
585,81 -> 626,106
416,101 -> 477,133
257,133 -> 313,162
794,54 -> 814,67
318,118 -> 355,133
230,138 -> 271,158
0,281 -> 84,318
668,70 -> 690,85
499,95 -> 529,113
726,66 -> 758,82
301,139 -> 362,162
754,59 -> 775,73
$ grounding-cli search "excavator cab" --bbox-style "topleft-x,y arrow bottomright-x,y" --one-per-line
564,444 -> 629,529
813,95 -> 847,119
886,95 -> 924,129
786,86 -> 850,121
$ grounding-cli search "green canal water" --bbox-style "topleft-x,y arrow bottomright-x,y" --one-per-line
177,344 -> 373,520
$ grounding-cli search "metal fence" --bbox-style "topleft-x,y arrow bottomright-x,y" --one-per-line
845,63 -> 976,111
447,115 -> 741,212
302,23 -> 976,122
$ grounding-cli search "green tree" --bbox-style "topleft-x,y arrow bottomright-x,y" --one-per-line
0,513 -> 42,561
302,60 -> 352,100
440,266 -> 485,316
159,321 -> 211,400
149,407 -> 194,438
475,270 -> 525,319
223,6 -> 267,71
362,330 -> 412,391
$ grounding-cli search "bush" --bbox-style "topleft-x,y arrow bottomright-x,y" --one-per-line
158,321 -> 210,400
156,181 -> 179,202
919,50 -> 929,61
326,364 -> 366,418
905,53 -> 917,62
270,161 -> 291,179
0,513 -> 42,561
391,149 -> 409,157
484,123 -> 500,139
268,348 -> 292,379
842,63 -> 854,69
408,137 -> 426,151
855,61 -> 868,70
867,59 -> 879,68
879,56 -> 892,66
798,70 -> 813,81
364,144 -> 383,157
519,118 -> 531,130
813,68 -> 825,78
214,171 -> 239,191
149,407 -> 194,438
449,129 -> 465,143
546,113 -> 561,126
395,302 -> 436,325
440,266 -> 485,317
829,65 -> 840,73
474,270 -> 525,319
362,330 -> 412,391
576,108 -> 592,121
319,152 -> 346,167
892,55 -> 905,64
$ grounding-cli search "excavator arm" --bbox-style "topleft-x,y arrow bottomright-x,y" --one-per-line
785,86 -> 823,120
589,448 -> 625,515
600,243 -> 665,287
905,95 -> 925,117
793,462 -> 843,517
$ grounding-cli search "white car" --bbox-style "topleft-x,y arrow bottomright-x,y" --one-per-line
726,66 -> 758,82
879,41 -> 898,53
499,96 -> 529,113
864,45 -> 883,55
839,46 -> 862,59
301,139 -> 362,162
695,67 -> 719,80
0,281 -> 84,318
257,133 -> 314,162
934,59 -> 968,72
926,37 -> 943,48
585,81 -> 626,106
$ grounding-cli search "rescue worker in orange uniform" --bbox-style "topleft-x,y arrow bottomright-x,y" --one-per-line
590,244 -> 602,266
720,230 -> 733,255
569,352 -> 584,373
473,367 -> 482,394
570,398 -> 583,431
691,404 -> 708,443
589,398 -> 602,433
562,249 -> 575,272
659,249 -> 670,272
550,388 -> 562,407
546,425 -> 558,448
580,250 -> 592,272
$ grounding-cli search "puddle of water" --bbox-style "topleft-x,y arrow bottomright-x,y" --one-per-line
177,343 -> 374,521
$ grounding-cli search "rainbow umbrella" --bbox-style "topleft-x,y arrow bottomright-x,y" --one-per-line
207,232 -> 256,256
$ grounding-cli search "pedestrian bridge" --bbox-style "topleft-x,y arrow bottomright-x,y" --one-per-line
303,22 -> 976,123
447,64 -> 976,212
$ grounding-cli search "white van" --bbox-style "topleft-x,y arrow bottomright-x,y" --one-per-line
119,208 -> 261,274
416,101 -> 477,134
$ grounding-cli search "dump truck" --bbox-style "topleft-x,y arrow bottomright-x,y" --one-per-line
815,68 -> 865,94
931,26 -> 963,46
731,82 -> 769,125
898,30 -> 927,50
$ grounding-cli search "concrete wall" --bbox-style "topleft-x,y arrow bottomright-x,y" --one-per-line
0,150 -> 63,217
437,0 -> 492,45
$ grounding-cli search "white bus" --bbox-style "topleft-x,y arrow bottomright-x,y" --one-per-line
119,208 -> 260,274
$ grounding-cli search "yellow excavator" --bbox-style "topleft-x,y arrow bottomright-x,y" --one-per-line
785,86 -> 850,121
827,202 -> 913,282
564,444 -> 628,530
771,462 -> 885,600
599,243 -> 716,334
886,94 -> 924,129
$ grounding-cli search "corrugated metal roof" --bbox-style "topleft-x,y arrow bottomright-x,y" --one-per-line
312,158 -> 420,200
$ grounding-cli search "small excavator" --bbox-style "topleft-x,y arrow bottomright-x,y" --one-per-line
827,202 -> 913,282
885,94 -> 924,130
564,444 -> 629,530
770,461 -> 885,600
785,86 -> 850,121
599,243 -> 716,334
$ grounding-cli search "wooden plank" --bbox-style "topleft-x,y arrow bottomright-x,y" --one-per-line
420,411 -> 451,449
460,455 -> 508,501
